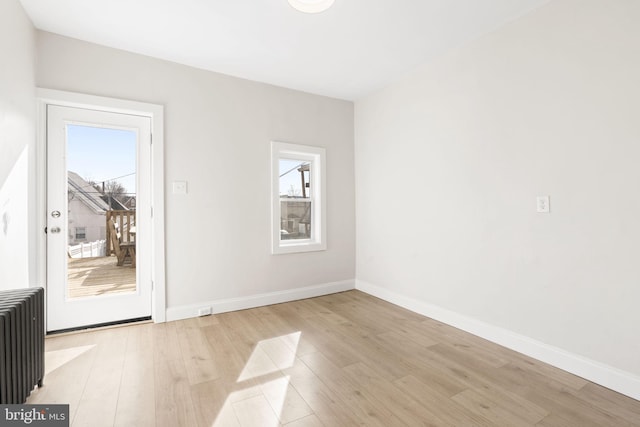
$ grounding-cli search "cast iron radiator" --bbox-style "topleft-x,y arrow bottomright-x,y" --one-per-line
0,287 -> 45,404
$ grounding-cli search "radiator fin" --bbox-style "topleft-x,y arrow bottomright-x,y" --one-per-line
0,287 -> 45,404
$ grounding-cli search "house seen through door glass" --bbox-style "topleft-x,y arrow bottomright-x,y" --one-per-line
66,125 -> 137,299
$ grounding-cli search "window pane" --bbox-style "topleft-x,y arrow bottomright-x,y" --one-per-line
75,227 -> 86,240
279,159 -> 310,199
66,124 -> 137,298
280,200 -> 311,240
279,158 -> 312,241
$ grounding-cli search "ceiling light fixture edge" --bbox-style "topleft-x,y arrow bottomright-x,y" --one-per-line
288,0 -> 335,14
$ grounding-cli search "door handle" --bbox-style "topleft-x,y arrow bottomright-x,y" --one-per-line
51,210 -> 61,218
50,226 -> 61,234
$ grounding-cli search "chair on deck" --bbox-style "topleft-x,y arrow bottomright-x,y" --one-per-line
108,218 -> 136,267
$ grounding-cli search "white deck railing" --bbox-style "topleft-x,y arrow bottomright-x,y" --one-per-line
68,239 -> 107,258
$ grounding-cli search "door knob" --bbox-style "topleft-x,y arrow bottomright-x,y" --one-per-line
50,227 -> 61,233
51,210 -> 61,218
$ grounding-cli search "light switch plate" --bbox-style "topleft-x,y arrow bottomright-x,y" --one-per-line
173,181 -> 188,195
537,196 -> 550,213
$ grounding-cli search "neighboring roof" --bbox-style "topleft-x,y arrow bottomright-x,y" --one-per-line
67,171 -> 109,214
99,194 -> 128,211
120,196 -> 137,210
67,171 -> 130,213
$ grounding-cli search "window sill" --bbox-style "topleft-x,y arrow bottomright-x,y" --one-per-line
272,241 -> 327,255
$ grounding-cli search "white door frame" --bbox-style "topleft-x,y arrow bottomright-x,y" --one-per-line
36,88 -> 166,327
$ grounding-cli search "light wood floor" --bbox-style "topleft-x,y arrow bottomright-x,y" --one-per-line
67,256 -> 136,299
27,291 -> 640,426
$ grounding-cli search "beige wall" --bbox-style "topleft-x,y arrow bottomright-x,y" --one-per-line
355,0 -> 640,386
0,0 -> 36,290
36,32 -> 355,311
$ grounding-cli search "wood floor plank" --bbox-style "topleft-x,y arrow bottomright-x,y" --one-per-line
151,321 -> 182,361
253,306 -> 319,357
343,362 -> 452,427
297,298 -> 351,326
217,309 -> 270,348
343,291 -> 428,323
451,388 -> 540,427
27,290 -> 640,427
232,395 -> 280,427
574,382 -> 640,426
281,299 -> 321,319
72,328 -> 127,427
410,342 -> 517,395
508,354 -> 590,391
438,336 -> 511,369
259,372 -> 314,424
283,414 -> 324,427
324,320 -> 417,381
152,323 -> 198,427
384,320 -> 440,348
114,325 -> 156,427
256,333 -> 299,371
153,358 -> 198,427
496,362 -> 634,427
27,332 -> 98,423
269,304 -> 362,368
190,378 -> 246,427
251,305 -> 300,338
374,331 -> 469,397
393,374 -> 494,427
417,319 -> 512,368
461,381 -> 549,424
300,351 -> 406,427
324,297 -> 424,337
201,323 -> 253,378
283,358 -> 363,427
175,317 -> 220,385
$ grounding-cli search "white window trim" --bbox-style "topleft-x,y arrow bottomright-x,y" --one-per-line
271,141 -> 326,254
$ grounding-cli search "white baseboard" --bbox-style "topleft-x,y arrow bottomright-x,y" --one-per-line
166,279 -> 355,322
356,279 -> 640,401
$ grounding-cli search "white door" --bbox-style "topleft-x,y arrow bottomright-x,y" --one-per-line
46,105 -> 152,332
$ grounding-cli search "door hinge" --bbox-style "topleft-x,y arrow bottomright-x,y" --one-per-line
151,280 -> 154,291
150,206 -> 153,217
150,133 -> 153,145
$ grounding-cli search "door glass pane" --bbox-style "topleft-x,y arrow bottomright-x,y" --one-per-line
279,159 -> 311,240
66,125 -> 137,299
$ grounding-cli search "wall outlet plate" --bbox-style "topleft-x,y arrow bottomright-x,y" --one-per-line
198,306 -> 212,316
537,196 -> 550,213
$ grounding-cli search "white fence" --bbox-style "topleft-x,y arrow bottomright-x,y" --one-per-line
68,239 -> 107,259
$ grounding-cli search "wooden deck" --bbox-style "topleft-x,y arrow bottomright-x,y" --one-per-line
67,256 -> 136,299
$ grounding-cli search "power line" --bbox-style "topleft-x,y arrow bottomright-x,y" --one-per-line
279,162 -> 309,178
69,191 -> 137,196
69,171 -> 136,192
103,172 -> 136,182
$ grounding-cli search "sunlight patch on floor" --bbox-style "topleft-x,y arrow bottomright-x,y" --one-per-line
212,332 -> 302,426
237,332 -> 300,382
44,344 -> 95,375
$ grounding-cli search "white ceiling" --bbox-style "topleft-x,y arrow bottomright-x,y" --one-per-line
20,0 -> 549,101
